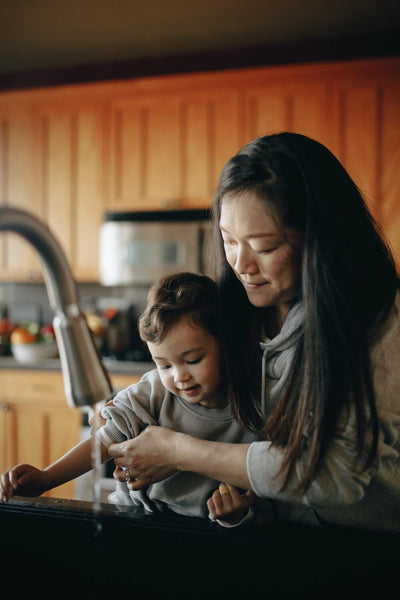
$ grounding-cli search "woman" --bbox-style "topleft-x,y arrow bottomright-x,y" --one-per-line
108,132 -> 400,532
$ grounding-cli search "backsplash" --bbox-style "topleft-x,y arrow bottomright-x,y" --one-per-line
0,281 -> 151,354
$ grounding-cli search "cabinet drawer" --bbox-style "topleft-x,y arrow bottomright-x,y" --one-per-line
1,370 -> 67,406
0,369 -> 144,405
111,373 -> 141,392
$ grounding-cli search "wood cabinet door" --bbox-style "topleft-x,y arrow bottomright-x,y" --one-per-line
0,105 -> 42,280
243,80 -> 330,148
0,369 -> 143,500
0,370 -> 82,499
175,87 -> 241,207
381,84 -> 400,268
1,402 -> 81,499
0,400 -> 7,474
110,93 -> 180,211
0,101 -> 106,282
37,103 -> 107,281
109,87 -> 240,210
330,72 -> 400,267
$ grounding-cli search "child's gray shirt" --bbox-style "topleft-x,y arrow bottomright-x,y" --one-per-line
98,369 -> 256,518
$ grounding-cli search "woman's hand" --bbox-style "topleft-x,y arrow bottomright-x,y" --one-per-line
107,425 -> 178,490
207,482 -> 255,525
112,465 -> 175,491
0,464 -> 51,503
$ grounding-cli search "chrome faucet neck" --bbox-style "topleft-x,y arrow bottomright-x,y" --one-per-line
0,207 -> 113,407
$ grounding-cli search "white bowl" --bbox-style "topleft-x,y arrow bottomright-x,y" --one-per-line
11,342 -> 59,363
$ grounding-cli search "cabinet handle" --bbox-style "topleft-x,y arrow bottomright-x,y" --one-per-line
160,198 -> 180,209
30,269 -> 43,281
24,269 -> 43,281
32,384 -> 53,393
0,402 -> 8,412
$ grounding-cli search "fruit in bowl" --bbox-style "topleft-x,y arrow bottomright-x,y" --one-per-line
10,322 -> 59,363
84,312 -> 106,350
0,317 -> 16,355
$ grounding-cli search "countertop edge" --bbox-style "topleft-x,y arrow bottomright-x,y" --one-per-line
0,356 -> 154,376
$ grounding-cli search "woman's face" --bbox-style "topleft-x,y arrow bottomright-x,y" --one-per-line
219,191 -> 303,318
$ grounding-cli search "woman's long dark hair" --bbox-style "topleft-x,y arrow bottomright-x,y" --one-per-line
213,132 -> 399,492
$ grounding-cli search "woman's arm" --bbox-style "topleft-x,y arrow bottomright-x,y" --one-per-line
107,426 -> 252,490
175,432 -> 251,489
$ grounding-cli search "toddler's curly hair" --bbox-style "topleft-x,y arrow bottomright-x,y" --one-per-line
138,272 -> 218,344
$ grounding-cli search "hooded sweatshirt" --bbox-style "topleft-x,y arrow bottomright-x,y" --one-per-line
247,291 -> 400,532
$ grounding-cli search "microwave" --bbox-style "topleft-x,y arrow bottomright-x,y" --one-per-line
99,209 -> 213,286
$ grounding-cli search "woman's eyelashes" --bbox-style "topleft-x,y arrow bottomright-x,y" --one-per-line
222,236 -> 278,254
256,247 -> 277,254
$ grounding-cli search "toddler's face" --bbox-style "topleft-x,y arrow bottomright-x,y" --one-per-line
147,316 -> 223,408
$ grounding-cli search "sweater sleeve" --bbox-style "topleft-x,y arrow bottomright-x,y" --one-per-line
97,369 -> 166,448
248,295 -> 400,509
247,407 -> 384,508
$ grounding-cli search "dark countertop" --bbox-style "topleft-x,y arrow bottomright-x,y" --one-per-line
1,496 -> 399,598
0,356 -> 153,376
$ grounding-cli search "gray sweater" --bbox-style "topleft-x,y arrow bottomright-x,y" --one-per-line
247,291 -> 400,532
98,370 -> 256,518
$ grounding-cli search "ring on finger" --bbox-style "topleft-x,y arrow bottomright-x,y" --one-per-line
123,467 -> 133,483
219,483 -> 229,496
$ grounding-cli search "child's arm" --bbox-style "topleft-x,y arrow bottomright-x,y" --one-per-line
44,436 -> 109,488
0,437 -> 109,503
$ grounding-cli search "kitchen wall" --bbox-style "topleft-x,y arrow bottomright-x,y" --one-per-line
0,281 -> 150,326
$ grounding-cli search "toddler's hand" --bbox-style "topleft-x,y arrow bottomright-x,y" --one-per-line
207,482 -> 255,525
0,464 -> 50,503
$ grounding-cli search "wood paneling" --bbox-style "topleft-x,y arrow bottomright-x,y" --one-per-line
330,73 -> 400,265
0,107 -> 42,279
0,369 -> 142,499
244,82 -> 329,145
73,108 -> 106,279
111,95 -> 180,210
334,86 -> 381,214
178,89 -> 240,204
381,85 -> 400,265
0,57 -> 399,277
39,110 -> 74,260
110,89 -> 239,210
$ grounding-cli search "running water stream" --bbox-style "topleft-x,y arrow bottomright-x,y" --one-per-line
90,401 -> 105,538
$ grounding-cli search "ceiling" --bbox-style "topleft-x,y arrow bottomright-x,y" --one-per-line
0,0 -> 399,81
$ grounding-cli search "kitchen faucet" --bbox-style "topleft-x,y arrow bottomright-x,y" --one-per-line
0,207 -> 114,408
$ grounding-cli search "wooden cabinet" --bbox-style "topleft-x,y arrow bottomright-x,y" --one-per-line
0,368 -> 141,500
328,62 -> 400,266
0,57 -> 399,280
239,59 -> 400,267
99,57 -> 400,269
0,98 -> 108,282
0,105 -> 42,280
109,86 -> 240,211
0,369 -> 81,499
36,101 -> 108,281
243,79 -> 330,147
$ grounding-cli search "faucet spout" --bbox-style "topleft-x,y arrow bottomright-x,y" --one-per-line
0,207 -> 113,408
